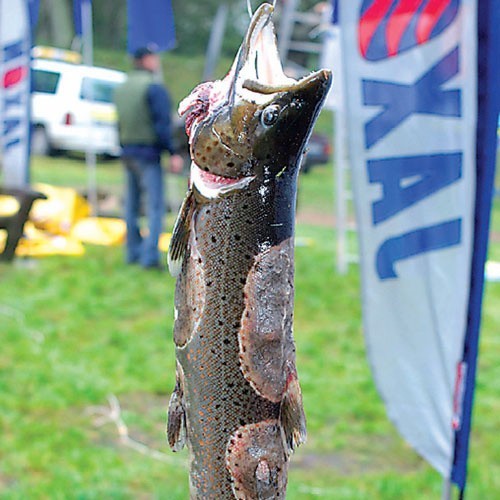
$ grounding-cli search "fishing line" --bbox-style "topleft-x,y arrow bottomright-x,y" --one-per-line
247,0 -> 253,18
247,0 -> 277,18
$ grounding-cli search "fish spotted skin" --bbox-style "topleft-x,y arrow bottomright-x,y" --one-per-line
167,4 -> 332,499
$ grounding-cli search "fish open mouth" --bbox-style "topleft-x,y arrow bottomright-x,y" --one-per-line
182,3 -> 330,198
190,163 -> 255,199
179,3 -> 330,139
232,3 -> 331,104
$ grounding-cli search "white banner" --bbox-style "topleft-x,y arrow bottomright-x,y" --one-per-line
0,0 -> 31,187
340,0 -> 476,477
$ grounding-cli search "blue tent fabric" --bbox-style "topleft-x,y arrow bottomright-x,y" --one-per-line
127,0 -> 176,54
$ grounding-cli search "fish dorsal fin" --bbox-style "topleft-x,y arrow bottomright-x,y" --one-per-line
168,189 -> 196,277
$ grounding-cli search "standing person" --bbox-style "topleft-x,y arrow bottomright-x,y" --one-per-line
114,44 -> 183,269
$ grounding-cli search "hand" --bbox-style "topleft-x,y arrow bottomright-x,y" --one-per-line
170,154 -> 184,174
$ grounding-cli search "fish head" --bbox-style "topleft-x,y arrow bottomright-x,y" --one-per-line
179,3 -> 332,196
247,70 -> 332,174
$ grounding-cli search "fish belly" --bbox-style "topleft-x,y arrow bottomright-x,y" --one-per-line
170,194 -> 304,498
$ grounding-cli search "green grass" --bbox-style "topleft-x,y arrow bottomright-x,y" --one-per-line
1,153 -> 500,498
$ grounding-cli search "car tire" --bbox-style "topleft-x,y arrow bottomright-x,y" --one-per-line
301,159 -> 311,174
31,126 -> 55,156
31,126 -> 50,156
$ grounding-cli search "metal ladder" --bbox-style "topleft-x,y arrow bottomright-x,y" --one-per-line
277,0 -> 324,76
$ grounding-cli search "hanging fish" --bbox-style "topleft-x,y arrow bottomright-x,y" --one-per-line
167,3 -> 332,498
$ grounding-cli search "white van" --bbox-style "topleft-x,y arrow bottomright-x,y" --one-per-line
31,48 -> 126,157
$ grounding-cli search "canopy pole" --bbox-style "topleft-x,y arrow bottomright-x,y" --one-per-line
441,478 -> 452,500
202,3 -> 228,82
334,107 -> 348,274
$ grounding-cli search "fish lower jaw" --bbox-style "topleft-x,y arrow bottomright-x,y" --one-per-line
190,162 -> 255,199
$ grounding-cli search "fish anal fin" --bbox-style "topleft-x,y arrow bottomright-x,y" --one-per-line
280,362 -> 306,454
168,189 -> 196,277
166,367 -> 187,452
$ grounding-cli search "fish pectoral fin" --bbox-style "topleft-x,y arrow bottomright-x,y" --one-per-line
166,382 -> 187,452
280,363 -> 307,454
168,189 -> 196,277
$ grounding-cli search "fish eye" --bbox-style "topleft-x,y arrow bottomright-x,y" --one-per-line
260,105 -> 280,127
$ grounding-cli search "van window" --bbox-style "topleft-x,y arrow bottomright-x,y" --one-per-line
80,77 -> 120,103
32,69 -> 60,94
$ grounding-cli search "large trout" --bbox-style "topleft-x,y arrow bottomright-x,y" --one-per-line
167,4 -> 332,498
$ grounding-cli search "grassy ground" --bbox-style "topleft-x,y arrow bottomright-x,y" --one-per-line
1,152 -> 500,498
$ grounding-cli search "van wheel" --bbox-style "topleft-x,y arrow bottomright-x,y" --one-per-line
31,126 -> 53,156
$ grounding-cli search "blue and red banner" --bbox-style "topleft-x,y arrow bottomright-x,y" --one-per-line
0,0 -> 32,187
127,0 -> 176,54
340,0 -> 498,494
358,0 -> 460,61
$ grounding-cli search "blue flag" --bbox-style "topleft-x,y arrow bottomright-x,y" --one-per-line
127,0 -> 176,54
331,0 -> 338,24
28,0 -> 40,32
451,0 -> 500,493
73,0 -> 92,38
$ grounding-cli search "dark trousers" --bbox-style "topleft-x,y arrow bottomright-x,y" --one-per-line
123,157 -> 164,267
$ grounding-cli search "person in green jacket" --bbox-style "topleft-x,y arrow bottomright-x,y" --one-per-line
114,44 -> 183,269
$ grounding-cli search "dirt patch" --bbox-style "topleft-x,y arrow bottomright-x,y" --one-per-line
85,391 -> 171,454
297,210 -> 356,228
296,209 -> 500,247
291,444 -> 423,476
0,473 -> 16,491
85,392 -> 424,478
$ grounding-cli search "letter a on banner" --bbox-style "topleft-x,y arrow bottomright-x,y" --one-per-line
340,0 -> 499,495
0,0 -> 32,187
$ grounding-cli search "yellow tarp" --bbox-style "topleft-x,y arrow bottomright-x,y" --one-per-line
0,195 -> 20,217
30,183 -> 91,235
0,229 -> 7,253
16,222 -> 85,257
159,233 -> 172,253
2,184 -> 173,258
71,217 -> 126,246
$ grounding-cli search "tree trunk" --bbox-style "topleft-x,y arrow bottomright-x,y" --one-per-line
38,0 -> 73,48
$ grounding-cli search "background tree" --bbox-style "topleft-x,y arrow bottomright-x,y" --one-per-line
36,0 -> 73,48
33,0 -> 321,57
